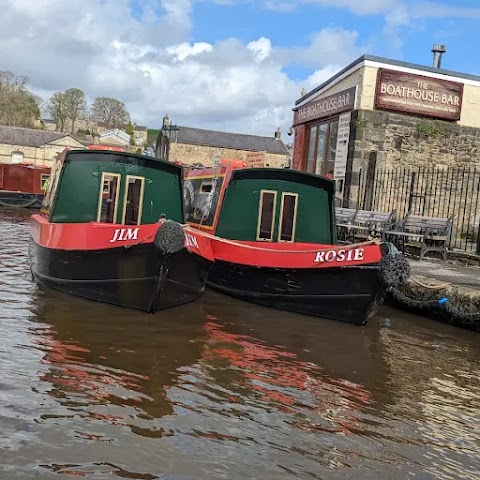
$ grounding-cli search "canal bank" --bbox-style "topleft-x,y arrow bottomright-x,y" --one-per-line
388,257 -> 480,332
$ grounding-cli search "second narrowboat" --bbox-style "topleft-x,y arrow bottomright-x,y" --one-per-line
184,161 -> 408,326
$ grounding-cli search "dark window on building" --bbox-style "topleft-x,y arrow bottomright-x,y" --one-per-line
98,173 -> 120,223
257,190 -> 277,241
304,118 -> 339,178
279,193 -> 298,242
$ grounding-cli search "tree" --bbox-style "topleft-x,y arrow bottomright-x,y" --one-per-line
91,97 -> 130,129
45,92 -> 68,132
64,88 -> 86,133
0,71 -> 40,128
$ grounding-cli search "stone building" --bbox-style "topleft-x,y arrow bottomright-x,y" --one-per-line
291,50 -> 480,207
155,117 -> 290,168
0,126 -> 85,166
40,119 -> 148,146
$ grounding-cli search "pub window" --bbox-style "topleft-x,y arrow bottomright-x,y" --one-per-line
122,175 -> 145,225
97,172 -> 121,223
304,118 -> 339,178
278,193 -> 298,242
256,190 -> 277,241
40,174 -> 50,190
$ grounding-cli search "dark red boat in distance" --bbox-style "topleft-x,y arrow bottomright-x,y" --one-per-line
0,145 -> 127,209
184,160 -> 408,326
29,148 -> 214,312
0,163 -> 51,208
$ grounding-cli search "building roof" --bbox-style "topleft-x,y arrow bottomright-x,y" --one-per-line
165,126 -> 289,155
0,125 -> 79,147
296,54 -> 480,106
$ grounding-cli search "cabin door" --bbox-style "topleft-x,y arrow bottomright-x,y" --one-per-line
256,189 -> 299,242
97,173 -> 145,225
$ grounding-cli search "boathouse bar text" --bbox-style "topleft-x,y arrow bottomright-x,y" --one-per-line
375,69 -> 463,121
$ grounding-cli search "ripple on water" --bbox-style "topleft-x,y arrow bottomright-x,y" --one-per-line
0,211 -> 479,479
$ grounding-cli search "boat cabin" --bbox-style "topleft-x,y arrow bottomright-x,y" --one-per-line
184,163 -> 336,244
41,149 -> 184,224
0,164 -> 51,194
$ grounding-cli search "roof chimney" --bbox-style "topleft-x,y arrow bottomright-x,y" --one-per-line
274,127 -> 281,140
431,44 -> 446,69
162,114 -> 170,128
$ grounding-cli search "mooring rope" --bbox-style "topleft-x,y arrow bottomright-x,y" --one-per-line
182,225 -> 381,254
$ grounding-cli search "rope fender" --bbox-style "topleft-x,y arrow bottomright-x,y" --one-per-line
154,219 -> 186,255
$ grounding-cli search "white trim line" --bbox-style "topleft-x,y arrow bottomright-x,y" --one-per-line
364,60 -> 480,87
296,59 -> 480,109
296,62 -> 365,108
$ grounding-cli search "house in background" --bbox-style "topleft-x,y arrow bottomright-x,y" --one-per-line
155,116 -> 291,168
40,119 -> 148,146
98,129 -> 131,147
0,126 -> 85,166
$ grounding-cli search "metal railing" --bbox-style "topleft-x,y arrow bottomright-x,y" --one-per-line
357,165 -> 480,255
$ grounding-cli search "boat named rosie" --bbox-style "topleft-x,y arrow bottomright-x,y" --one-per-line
184,161 -> 409,325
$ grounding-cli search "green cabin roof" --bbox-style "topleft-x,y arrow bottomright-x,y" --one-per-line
44,149 -> 185,225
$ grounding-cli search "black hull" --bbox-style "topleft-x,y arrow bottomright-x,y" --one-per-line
0,191 -> 43,209
207,261 -> 387,326
30,241 -> 212,312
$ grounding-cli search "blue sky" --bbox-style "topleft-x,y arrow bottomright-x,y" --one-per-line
1,0 -> 479,135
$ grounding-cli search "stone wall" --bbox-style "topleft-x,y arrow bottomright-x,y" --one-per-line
169,142 -> 290,168
352,109 -> 480,169
345,108 -> 480,208
0,137 -> 85,166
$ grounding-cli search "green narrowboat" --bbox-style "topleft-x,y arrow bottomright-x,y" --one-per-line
29,148 -> 213,312
184,161 -> 408,326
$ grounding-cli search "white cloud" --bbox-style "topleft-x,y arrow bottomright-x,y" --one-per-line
0,0 -> 364,137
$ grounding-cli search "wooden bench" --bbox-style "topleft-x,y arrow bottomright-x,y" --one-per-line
335,208 -> 396,242
385,214 -> 453,261
335,208 -> 357,242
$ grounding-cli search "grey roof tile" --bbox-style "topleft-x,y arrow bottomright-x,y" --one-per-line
0,125 -> 78,148
165,126 -> 289,155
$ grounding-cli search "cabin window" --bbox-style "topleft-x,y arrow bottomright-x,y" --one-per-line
40,174 -> 50,190
11,151 -> 24,164
200,181 -> 212,193
256,190 -> 277,241
97,172 -> 121,223
103,179 -> 111,195
278,193 -> 298,242
122,175 -> 145,225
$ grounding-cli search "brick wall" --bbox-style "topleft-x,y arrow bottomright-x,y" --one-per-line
169,142 -> 289,168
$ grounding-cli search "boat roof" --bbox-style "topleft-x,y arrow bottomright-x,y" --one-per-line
64,149 -> 182,175
230,167 -> 335,191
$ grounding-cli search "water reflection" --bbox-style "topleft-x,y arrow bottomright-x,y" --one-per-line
0,210 -> 479,479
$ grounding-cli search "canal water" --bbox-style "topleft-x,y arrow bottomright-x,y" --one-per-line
1,210 -> 479,480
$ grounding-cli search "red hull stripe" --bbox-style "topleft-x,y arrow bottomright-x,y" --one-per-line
209,237 -> 383,269
30,214 -> 214,261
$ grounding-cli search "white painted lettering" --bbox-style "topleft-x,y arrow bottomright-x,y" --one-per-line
325,250 -> 336,262
314,251 -> 325,263
354,248 -> 364,261
124,228 -> 139,241
336,249 -> 346,262
185,233 -> 200,249
110,229 -> 121,243
109,227 -> 139,243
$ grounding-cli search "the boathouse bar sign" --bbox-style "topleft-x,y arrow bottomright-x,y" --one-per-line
375,69 -> 463,121
293,86 -> 356,125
